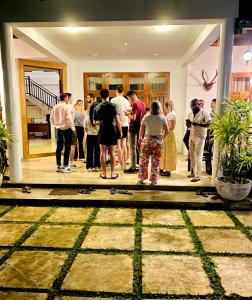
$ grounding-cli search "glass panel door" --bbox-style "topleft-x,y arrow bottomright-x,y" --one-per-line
87,76 -> 103,92
129,76 -> 144,91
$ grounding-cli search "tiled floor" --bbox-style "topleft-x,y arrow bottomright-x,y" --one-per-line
19,155 -> 212,186
0,206 -> 251,299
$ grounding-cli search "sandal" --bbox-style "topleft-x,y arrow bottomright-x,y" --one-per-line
79,188 -> 91,194
100,174 -> 107,179
22,186 -> 32,193
111,174 -> 118,179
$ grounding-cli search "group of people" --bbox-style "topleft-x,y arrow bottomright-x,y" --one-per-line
50,86 -> 213,184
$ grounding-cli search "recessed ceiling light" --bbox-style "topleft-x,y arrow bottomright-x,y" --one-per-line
154,25 -> 174,32
153,53 -> 159,56
65,26 -> 80,33
124,42 -> 128,46
91,53 -> 98,57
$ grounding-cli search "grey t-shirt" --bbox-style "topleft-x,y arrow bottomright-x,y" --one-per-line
142,114 -> 167,136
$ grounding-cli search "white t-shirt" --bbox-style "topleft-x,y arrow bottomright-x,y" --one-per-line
167,111 -> 176,121
111,95 -> 131,127
142,114 -> 167,136
84,116 -> 100,136
188,109 -> 211,138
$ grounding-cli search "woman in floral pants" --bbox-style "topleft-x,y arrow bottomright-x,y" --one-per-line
138,101 -> 169,185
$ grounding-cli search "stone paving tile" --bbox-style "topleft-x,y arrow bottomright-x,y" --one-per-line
46,207 -> 93,223
212,256 -> 252,297
62,253 -> 133,293
187,210 -> 234,227
142,255 -> 212,295
0,291 -> 48,300
0,251 -> 67,289
142,228 -> 194,252
23,224 -> 82,248
197,229 -> 252,253
94,208 -> 136,224
0,206 -> 9,214
0,224 -> 31,245
233,211 -> 252,227
0,206 -> 49,222
142,209 -> 184,225
82,226 -> 134,250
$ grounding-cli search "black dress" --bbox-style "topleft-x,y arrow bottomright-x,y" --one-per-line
94,101 -> 118,146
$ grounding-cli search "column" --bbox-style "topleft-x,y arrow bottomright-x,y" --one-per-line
212,18 -> 234,184
0,23 -> 22,182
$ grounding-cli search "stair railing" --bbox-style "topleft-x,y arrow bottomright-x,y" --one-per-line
25,76 -> 60,108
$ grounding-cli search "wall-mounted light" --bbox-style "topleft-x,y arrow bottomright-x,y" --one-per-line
64,26 -> 80,33
154,25 -> 174,32
243,49 -> 252,64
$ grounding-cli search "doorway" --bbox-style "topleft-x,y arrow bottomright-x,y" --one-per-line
18,59 -> 67,159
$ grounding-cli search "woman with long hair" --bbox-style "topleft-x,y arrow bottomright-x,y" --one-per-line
160,100 -> 177,176
138,100 -> 169,185
84,102 -> 100,171
73,99 -> 86,161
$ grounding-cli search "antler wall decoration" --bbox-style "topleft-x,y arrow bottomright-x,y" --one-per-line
202,69 -> 218,91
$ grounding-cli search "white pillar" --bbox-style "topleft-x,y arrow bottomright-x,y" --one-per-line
212,18 -> 234,184
0,23 -> 22,182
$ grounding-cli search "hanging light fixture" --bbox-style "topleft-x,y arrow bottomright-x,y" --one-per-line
243,49 -> 252,64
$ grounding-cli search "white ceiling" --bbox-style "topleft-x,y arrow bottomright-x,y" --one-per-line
29,24 -> 206,60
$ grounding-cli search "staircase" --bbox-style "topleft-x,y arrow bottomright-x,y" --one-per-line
25,76 -> 60,108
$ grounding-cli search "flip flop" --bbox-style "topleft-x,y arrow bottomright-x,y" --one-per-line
117,189 -> 133,195
22,186 -> 32,193
100,174 -> 107,179
110,188 -> 117,194
111,174 -> 118,179
79,189 -> 91,194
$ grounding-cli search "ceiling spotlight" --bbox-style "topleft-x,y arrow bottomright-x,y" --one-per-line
153,53 -> 159,56
91,53 -> 98,57
124,42 -> 128,46
65,26 -> 80,33
154,25 -> 174,32
243,49 -> 252,64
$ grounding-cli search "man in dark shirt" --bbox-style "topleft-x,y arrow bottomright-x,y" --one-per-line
124,90 -> 146,173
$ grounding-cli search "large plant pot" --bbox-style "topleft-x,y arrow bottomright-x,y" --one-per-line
215,177 -> 251,201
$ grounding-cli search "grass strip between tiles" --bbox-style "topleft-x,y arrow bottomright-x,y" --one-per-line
133,208 -> 143,300
47,207 -> 99,300
181,210 -> 225,298
0,206 -> 15,217
0,207 -> 56,267
226,211 -> 252,241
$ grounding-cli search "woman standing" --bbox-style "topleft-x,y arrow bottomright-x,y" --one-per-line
74,99 -> 86,161
160,101 -> 177,176
84,102 -> 100,171
138,101 -> 169,185
94,89 -> 122,179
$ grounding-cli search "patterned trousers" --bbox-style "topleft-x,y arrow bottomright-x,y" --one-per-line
138,135 -> 163,184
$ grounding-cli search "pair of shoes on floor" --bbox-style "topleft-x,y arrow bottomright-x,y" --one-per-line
124,167 -> 137,174
57,166 -> 72,173
187,173 -> 194,178
22,186 -> 31,193
79,186 -> 96,194
196,188 -> 208,197
100,173 -> 119,179
110,188 -> 132,195
160,171 -> 171,176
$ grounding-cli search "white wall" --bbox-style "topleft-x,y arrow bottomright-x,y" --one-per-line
186,45 -> 252,117
72,59 -> 187,153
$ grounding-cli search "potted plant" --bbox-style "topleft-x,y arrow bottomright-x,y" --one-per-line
0,122 -> 13,185
209,97 -> 252,201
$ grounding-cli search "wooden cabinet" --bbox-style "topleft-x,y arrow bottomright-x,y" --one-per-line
231,72 -> 252,98
83,72 -> 170,109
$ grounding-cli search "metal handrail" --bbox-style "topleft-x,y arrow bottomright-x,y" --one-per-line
25,76 -> 60,108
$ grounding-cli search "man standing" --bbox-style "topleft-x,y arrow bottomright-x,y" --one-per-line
187,98 -> 211,182
124,90 -> 146,173
111,86 -> 131,170
50,93 -> 75,173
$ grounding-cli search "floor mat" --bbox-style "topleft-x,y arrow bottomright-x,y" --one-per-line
49,188 -> 79,195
